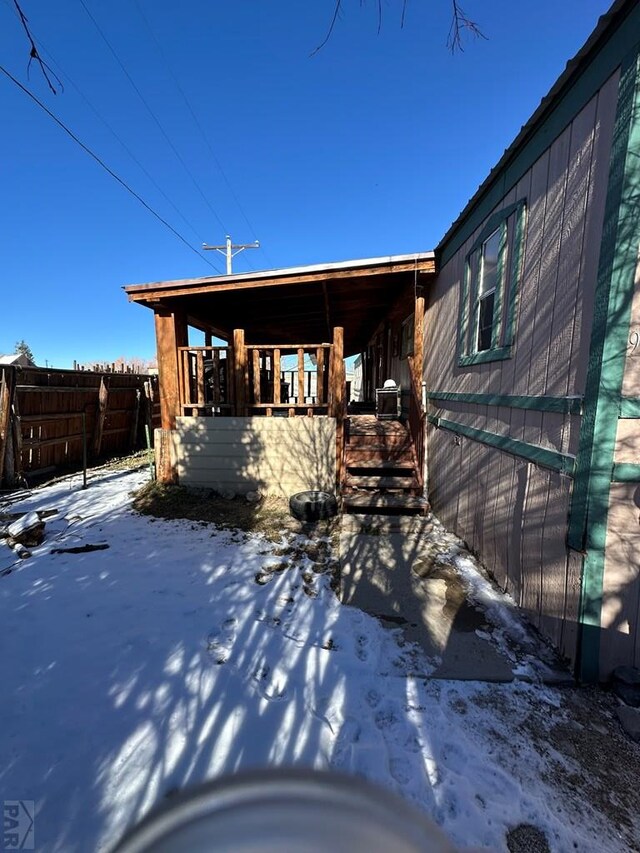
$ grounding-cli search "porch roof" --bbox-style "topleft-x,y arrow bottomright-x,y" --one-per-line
124,252 -> 436,357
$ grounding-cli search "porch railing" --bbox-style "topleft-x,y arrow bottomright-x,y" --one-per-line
178,346 -> 232,415
245,344 -> 332,415
177,341 -> 336,417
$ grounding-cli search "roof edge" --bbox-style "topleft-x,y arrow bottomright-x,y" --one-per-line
124,251 -> 435,294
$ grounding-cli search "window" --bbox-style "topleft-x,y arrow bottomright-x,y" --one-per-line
458,199 -> 526,366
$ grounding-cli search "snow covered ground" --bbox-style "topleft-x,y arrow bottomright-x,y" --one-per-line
1,469 -> 637,852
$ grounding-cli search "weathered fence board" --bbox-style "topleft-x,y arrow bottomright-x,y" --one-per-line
0,366 -> 160,488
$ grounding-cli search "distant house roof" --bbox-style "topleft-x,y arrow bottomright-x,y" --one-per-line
0,353 -> 35,367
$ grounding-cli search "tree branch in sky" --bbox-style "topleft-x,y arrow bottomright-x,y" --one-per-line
12,0 -> 63,94
312,0 -> 484,55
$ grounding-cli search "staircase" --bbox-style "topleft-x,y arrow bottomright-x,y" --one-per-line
342,415 -> 428,515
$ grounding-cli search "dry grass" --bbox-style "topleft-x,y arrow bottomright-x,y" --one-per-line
132,481 -> 296,541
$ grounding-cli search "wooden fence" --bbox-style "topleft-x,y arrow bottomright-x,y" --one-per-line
0,366 -> 160,488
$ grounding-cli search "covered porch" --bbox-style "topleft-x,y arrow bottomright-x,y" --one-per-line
125,253 -> 435,498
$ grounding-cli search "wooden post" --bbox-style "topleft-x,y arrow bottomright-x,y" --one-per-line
316,347 -> 325,404
330,327 -> 345,490
212,350 -> 221,404
411,289 -> 425,402
196,351 -> 205,408
273,349 -> 281,405
0,368 -> 13,487
297,348 -> 305,404
233,329 -> 247,416
155,309 -> 188,430
252,348 -> 261,404
205,330 -> 212,347
92,376 -> 110,458
10,390 -> 23,486
129,388 -> 141,450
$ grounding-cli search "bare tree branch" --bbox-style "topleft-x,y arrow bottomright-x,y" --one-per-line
310,0 -> 344,57
447,0 -> 486,53
312,1 -> 484,55
12,0 -> 63,94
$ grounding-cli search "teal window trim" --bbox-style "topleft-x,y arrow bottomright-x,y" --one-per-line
565,46 -> 640,682
427,414 -> 575,476
611,463 -> 640,482
458,346 -> 512,366
458,200 -> 526,367
426,390 -> 583,414
619,397 -> 640,417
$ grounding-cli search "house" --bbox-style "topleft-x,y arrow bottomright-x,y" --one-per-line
0,353 -> 35,368
125,0 -> 640,681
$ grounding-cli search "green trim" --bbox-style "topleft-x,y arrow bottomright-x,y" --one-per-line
458,201 -> 526,367
427,414 -> 576,475
457,260 -> 471,363
427,391 -> 582,414
612,463 -> 640,482
619,397 -> 640,417
505,202 -> 527,347
566,48 -> 640,682
458,347 -> 512,366
438,3 -> 640,267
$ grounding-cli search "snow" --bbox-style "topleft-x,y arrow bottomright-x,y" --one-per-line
0,470 -> 632,851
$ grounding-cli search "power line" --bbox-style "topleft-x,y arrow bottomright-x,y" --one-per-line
2,0 -> 212,247
77,0 -> 229,236
132,0 -> 277,270
0,63 -> 222,271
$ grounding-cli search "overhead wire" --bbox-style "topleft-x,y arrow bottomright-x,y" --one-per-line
1,0 -> 219,261
0,63 -> 222,271
132,0 -> 277,270
77,0 -> 229,237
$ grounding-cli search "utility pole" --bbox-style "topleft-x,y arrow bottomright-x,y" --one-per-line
203,235 -> 260,274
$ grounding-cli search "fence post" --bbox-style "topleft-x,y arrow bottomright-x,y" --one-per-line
0,367 -> 15,488
92,375 -> 110,458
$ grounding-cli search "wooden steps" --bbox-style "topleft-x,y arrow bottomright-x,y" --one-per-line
342,493 -> 428,515
342,415 -> 427,516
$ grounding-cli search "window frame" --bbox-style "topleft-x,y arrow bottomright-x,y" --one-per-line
457,199 -> 527,367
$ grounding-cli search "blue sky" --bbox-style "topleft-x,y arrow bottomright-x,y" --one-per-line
1,0 -> 611,367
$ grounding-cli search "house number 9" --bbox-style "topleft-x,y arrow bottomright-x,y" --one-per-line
629,329 -> 640,354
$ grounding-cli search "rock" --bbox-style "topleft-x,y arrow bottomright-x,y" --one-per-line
245,490 -> 261,504
616,705 -> 640,743
220,490 -> 235,501
7,512 -> 45,547
612,666 -> 640,707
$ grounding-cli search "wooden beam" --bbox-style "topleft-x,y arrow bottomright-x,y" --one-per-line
154,309 -> 188,430
322,281 -> 332,338
330,327 -> 345,490
0,368 -> 14,486
212,350 -> 221,403
252,348 -> 261,404
316,348 -> 325,404
273,349 -> 281,405
126,258 -> 436,302
233,329 -> 247,416
196,351 -> 205,407
297,349 -> 305,404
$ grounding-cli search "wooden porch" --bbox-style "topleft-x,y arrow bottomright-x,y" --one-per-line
124,253 -> 435,504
